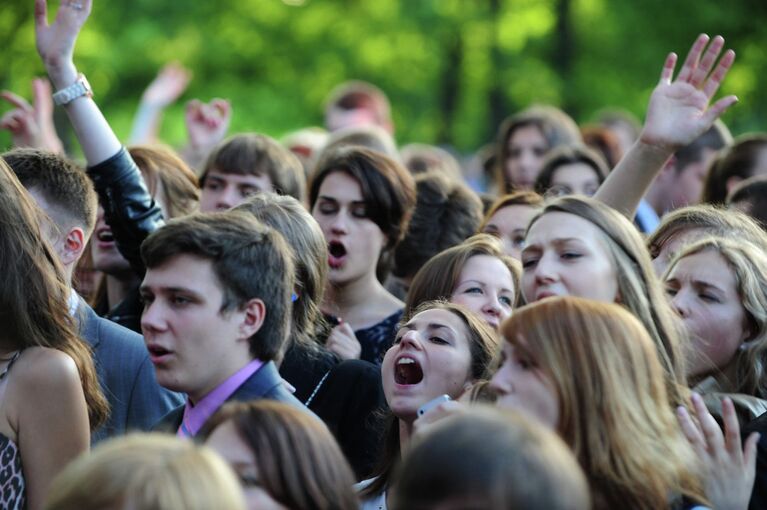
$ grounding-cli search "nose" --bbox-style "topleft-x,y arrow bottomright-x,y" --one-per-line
532,253 -> 557,286
140,300 -> 167,336
482,295 -> 502,318
670,290 -> 690,318
330,211 -> 349,235
399,329 -> 423,350
215,186 -> 239,211
489,363 -> 512,396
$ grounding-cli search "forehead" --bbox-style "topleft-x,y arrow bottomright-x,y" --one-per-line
489,204 -> 537,231
408,308 -> 467,337
317,171 -> 363,201
142,254 -> 223,294
458,255 -> 512,284
667,249 -> 737,289
551,162 -> 599,182
527,211 -> 608,246
508,125 -> 546,146
207,169 -> 272,188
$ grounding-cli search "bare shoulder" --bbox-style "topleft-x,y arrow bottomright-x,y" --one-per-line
11,347 -> 80,392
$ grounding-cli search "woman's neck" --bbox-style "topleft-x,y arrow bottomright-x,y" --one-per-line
323,271 -> 392,321
398,418 -> 413,454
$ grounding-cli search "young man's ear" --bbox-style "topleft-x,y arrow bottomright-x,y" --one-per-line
238,298 -> 266,340
59,226 -> 86,267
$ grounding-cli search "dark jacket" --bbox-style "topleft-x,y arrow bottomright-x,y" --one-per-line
77,300 -> 184,443
744,411 -> 767,510
153,361 -> 307,433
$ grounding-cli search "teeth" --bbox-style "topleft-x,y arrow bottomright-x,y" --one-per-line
397,358 -> 415,365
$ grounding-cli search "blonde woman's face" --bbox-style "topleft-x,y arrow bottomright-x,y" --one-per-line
651,228 -> 704,276
490,341 -> 559,429
450,254 -> 515,330
206,420 -> 288,510
481,204 -> 538,260
521,212 -> 619,303
664,250 -> 751,378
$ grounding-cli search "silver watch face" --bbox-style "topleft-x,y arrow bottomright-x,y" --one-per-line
53,76 -> 91,106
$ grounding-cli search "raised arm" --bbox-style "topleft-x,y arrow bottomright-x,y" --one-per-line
129,62 -> 192,145
0,78 -> 64,153
595,34 -> 737,218
34,0 -> 162,275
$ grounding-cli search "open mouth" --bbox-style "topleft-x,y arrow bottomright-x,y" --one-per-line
394,357 -> 424,385
147,345 -> 173,363
96,228 -> 115,243
328,241 -> 348,269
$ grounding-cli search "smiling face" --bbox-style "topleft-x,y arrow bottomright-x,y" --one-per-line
521,212 -> 619,303
490,341 -> 559,429
140,254 -> 254,402
547,163 -> 601,197
206,420 -> 287,510
311,171 -> 386,287
450,255 -> 514,330
200,170 -> 274,212
505,126 -> 548,190
481,204 -> 538,260
381,308 -> 474,421
664,249 -> 750,378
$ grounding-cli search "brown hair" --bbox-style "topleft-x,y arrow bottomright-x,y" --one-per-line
533,144 -> 608,197
3,148 -> 98,236
581,125 -> 623,169
325,80 -> 392,130
362,301 -> 500,500
128,145 -> 200,219
391,407 -> 591,510
405,234 -> 521,317
673,120 -> 731,175
400,143 -> 463,180
321,124 -> 399,160
502,297 -> 705,510
202,133 -> 306,202
0,159 -> 108,429
529,196 -> 689,407
45,433 -> 245,510
141,211 -> 295,362
480,191 -> 545,231
665,237 -> 767,398
309,146 -> 416,280
203,401 -> 358,510
233,193 -> 329,355
727,175 -> 767,230
496,105 -> 582,193
392,172 -> 483,279
702,134 -> 767,205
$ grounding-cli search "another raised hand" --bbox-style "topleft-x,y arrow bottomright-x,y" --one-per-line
596,34 -> 736,217
129,62 -> 192,145
640,34 -> 737,151
182,98 -> 231,169
325,321 -> 362,361
676,392 -> 759,510
1,78 -> 64,153
34,0 -> 91,89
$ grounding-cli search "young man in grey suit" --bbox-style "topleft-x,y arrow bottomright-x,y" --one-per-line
2,148 -> 183,442
140,211 -> 305,436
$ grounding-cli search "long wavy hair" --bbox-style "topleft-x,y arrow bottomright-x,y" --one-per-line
527,196 -> 689,407
502,297 -> 706,510
0,159 -> 108,429
665,237 -> 767,398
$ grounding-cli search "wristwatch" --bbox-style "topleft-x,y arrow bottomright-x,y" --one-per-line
52,74 -> 93,106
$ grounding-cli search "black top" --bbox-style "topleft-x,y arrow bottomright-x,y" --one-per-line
744,410 -> 767,510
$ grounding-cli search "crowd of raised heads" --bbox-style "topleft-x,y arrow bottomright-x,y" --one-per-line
3,1 -> 767,508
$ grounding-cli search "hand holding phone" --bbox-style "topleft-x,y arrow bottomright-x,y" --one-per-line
417,394 -> 451,417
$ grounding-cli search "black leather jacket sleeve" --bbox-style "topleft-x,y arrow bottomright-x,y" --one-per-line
87,148 -> 165,277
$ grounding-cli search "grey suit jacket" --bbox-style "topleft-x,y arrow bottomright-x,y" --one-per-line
77,300 -> 184,443
154,361 -> 307,434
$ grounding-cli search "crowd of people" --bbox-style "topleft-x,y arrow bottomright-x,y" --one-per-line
3,0 -> 767,508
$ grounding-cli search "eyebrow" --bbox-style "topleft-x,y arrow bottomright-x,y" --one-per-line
139,285 -> 202,296
317,195 -> 366,205
456,279 -> 513,293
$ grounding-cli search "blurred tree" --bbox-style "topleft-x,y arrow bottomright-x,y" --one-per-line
1,0 -> 764,155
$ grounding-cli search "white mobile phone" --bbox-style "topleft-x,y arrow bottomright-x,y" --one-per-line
417,394 -> 451,416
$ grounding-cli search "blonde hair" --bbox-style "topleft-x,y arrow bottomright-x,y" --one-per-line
529,196 -> 689,406
665,237 -> 767,398
502,297 -> 705,509
648,204 -> 767,261
45,434 -> 246,510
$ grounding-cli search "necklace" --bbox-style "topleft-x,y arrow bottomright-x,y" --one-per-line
0,351 -> 21,381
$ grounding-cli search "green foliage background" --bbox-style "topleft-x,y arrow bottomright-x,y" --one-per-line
2,0 -> 766,154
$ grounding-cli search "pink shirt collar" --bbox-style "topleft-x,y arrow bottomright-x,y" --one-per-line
177,358 -> 264,438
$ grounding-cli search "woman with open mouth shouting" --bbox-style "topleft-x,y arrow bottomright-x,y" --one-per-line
309,147 -> 416,364
357,300 -> 499,509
